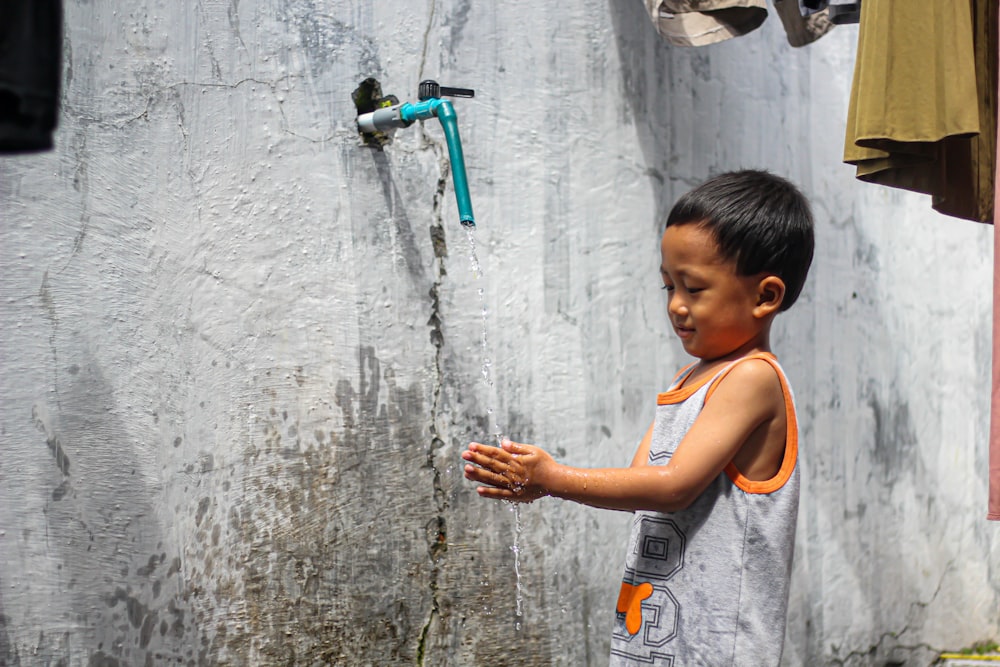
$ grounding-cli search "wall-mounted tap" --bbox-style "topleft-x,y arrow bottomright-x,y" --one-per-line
357,80 -> 476,228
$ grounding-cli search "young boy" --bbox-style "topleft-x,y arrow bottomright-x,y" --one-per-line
462,170 -> 814,666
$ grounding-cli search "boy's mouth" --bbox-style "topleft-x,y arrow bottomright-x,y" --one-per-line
673,323 -> 694,339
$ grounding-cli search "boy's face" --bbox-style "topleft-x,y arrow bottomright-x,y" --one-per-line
659,223 -> 770,361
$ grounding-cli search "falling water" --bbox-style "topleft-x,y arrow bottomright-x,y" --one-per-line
510,502 -> 524,631
464,226 -> 524,631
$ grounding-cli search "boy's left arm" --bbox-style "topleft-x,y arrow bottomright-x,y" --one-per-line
462,359 -> 785,513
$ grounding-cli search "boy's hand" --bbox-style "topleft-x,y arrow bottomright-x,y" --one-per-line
462,440 -> 554,503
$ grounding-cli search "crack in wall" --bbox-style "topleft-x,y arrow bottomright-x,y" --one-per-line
828,561 -> 957,666
830,634 -> 943,667
226,0 -> 250,58
37,272 -> 64,417
62,76 -> 299,132
418,0 -> 438,83
416,120 -> 452,666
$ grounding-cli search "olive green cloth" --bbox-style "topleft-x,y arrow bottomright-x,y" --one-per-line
844,0 -> 997,223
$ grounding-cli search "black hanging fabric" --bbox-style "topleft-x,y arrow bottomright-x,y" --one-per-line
0,0 -> 63,153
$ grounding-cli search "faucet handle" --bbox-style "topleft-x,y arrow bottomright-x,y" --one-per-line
419,80 -> 475,101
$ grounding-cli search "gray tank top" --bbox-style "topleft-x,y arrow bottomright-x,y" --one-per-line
609,353 -> 799,667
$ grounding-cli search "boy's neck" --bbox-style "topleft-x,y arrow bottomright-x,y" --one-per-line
685,331 -> 773,385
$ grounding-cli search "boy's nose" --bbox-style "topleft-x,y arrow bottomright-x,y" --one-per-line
668,294 -> 688,316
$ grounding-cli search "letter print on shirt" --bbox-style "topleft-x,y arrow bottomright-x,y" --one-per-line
611,514 -> 686,665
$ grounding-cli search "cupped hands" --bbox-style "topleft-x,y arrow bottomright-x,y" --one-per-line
462,439 -> 555,503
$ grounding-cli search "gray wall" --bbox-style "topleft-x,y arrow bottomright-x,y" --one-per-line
1,1 -> 996,665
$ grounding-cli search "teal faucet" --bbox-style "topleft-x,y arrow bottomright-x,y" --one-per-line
357,80 -> 476,228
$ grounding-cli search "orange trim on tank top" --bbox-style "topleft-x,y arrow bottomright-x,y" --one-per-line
702,353 -> 798,494
656,362 -> 712,405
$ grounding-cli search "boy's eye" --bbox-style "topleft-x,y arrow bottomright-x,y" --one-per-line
661,284 -> 674,292
687,287 -> 704,294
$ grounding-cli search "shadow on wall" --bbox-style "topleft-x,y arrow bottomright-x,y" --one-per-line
608,0 -> 683,231
17,349 -> 203,664
0,579 -> 15,665
349,77 -> 438,289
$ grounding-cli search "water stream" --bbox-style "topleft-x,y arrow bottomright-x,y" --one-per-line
464,227 -> 524,631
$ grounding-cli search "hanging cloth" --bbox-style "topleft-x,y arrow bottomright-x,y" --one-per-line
843,0 -> 997,223
643,0 -> 768,47
992,179 -> 1000,520
643,0 -> 836,48
773,0 -> 835,48
0,0 -> 63,153
827,0 -> 861,25
990,8 -> 1000,522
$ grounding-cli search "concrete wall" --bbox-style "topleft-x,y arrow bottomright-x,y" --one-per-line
0,1 -> 996,665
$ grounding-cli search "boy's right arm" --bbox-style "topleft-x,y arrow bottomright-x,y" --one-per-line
629,422 -> 655,468
462,439 -> 698,511
462,421 -> 656,510
462,358 -> 785,513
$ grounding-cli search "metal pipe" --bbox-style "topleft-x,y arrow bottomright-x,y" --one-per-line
356,92 -> 475,228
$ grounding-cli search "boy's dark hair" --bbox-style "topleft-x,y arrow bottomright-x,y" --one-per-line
665,169 -> 815,311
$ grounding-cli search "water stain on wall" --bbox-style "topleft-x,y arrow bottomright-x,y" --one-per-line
189,348 -> 438,663
32,407 -> 71,478
279,0 -> 381,77
445,0 -> 472,57
868,393 -> 918,487
0,581 -> 20,667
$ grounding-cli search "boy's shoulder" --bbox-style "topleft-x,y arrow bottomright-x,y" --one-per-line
700,354 -> 789,433
709,353 -> 785,396
719,353 -> 783,383
690,352 -> 786,397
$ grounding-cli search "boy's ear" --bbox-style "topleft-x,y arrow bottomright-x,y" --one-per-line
754,276 -> 785,317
